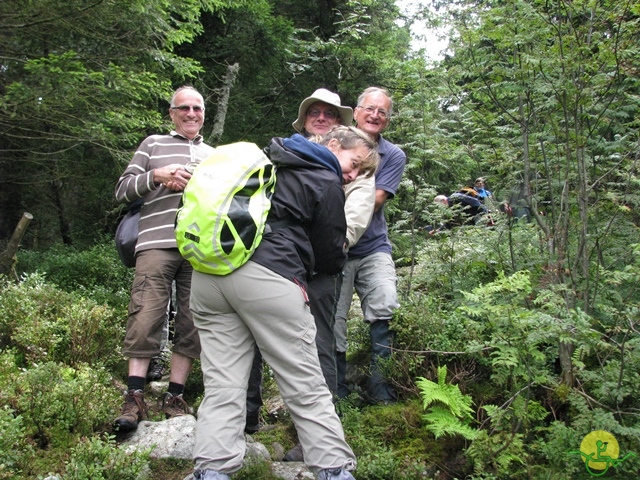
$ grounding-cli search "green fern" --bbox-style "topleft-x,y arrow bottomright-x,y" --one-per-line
416,365 -> 478,440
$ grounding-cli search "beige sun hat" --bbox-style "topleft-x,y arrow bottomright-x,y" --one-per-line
292,88 -> 354,133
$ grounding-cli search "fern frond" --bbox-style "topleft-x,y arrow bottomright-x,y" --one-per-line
437,364 -> 447,385
423,406 -> 478,440
416,367 -> 474,419
417,365 -> 478,440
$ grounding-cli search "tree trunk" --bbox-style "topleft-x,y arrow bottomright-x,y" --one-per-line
208,63 -> 240,146
0,212 -> 33,278
51,180 -> 73,245
559,341 -> 575,386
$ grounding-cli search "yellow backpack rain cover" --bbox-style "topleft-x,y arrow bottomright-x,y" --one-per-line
175,142 -> 276,275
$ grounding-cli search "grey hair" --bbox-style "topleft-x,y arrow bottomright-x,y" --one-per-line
170,86 -> 204,109
356,87 -> 393,116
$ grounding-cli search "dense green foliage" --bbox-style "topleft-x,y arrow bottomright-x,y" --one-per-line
0,272 -> 126,370
64,435 -> 152,480
1,0 -> 640,478
16,242 -> 133,309
0,0 -> 411,248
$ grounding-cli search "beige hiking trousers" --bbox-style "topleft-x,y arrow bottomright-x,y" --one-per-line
190,261 -> 356,475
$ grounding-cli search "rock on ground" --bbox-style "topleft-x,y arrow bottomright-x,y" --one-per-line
122,415 -> 314,479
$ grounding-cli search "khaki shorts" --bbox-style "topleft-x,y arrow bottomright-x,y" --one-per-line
123,249 -> 200,359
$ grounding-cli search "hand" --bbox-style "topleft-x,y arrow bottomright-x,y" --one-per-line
154,164 -> 193,191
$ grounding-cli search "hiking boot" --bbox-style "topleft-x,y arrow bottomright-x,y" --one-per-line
317,468 -> 356,480
368,320 -> 397,404
245,410 -> 260,434
283,443 -> 304,462
146,356 -> 167,381
193,470 -> 231,480
114,389 -> 147,432
162,392 -> 190,418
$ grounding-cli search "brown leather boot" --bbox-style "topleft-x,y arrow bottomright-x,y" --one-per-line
114,389 -> 147,432
161,392 -> 191,418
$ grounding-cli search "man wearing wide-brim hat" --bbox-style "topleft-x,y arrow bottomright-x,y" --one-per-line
292,88 -> 354,136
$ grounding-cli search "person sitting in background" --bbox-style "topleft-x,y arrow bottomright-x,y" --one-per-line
432,189 -> 488,231
473,177 -> 492,201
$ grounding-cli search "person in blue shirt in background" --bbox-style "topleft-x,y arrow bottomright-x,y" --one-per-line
334,87 -> 406,404
474,177 -> 492,201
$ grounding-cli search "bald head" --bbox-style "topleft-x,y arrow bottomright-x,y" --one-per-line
434,195 -> 449,206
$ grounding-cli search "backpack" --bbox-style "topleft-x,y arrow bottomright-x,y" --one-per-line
115,198 -> 144,268
175,142 -> 277,275
458,187 -> 479,198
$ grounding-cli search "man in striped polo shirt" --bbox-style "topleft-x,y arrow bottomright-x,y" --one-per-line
113,86 -> 215,432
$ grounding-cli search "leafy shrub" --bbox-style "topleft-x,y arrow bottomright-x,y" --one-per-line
0,273 -> 124,370
64,300 -> 125,368
403,221 -> 543,301
63,434 -> 151,480
0,274 -> 65,354
0,406 -> 32,480
466,430 -> 526,478
403,226 -> 502,298
0,350 -> 20,409
354,447 -> 398,480
16,241 -> 133,310
12,362 -> 121,448
391,298 -> 486,392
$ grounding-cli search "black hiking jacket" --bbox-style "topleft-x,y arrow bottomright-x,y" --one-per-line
250,135 -> 347,287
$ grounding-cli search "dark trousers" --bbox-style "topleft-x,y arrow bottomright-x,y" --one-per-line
246,273 -> 342,420
309,272 -> 341,395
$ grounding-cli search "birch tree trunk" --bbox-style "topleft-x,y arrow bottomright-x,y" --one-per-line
208,63 -> 240,146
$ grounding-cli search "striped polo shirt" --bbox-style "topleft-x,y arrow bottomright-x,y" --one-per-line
115,131 -> 215,254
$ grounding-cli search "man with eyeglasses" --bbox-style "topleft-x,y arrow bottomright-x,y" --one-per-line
291,88 -> 351,136
335,86 -> 406,404
113,86 -> 215,432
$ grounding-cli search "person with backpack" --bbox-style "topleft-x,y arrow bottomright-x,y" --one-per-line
190,126 -> 379,480
432,189 -> 489,231
113,86 -> 215,432
243,89 -> 376,450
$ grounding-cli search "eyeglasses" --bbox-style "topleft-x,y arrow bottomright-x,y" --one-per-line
359,105 -> 388,119
307,108 -> 338,120
171,105 -> 205,113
